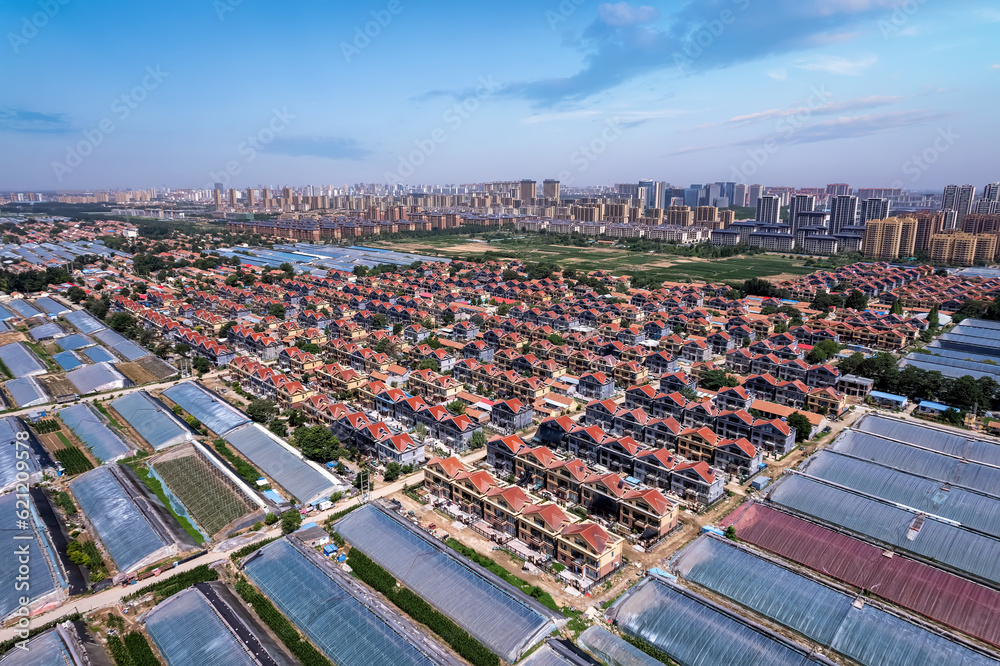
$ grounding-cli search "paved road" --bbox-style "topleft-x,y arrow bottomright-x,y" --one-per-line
0,446 -> 487,640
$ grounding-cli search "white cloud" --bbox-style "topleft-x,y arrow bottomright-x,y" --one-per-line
520,110 -> 601,124
795,54 -> 877,75
767,68 -> 788,80
597,2 -> 659,26
975,7 -> 1000,23
991,64 -> 1000,70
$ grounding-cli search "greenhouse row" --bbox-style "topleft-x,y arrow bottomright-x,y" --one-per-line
724,502 -> 1000,648
672,536 -> 1000,666
162,382 -> 250,436
242,537 -> 459,666
110,390 -> 194,450
59,403 -> 134,463
336,502 -> 561,663
0,342 -> 46,378
854,414 -> 1000,468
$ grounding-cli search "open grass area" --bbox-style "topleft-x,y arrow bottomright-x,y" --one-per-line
367,234 -> 820,283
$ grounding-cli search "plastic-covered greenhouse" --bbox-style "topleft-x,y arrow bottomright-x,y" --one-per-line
0,342 -> 46,377
801,450 -> 1000,535
724,502 -> 1000,648
830,429 -> 1000,497
59,404 -> 133,462
854,414 -> 1000,467
64,309 -> 106,334
81,346 -> 116,364
520,640 -> 595,666
56,333 -> 93,350
577,626 -> 662,666
70,465 -> 172,572
0,492 -> 62,620
0,627 -> 76,665
5,376 -> 49,407
674,536 -> 1000,666
66,362 -> 131,394
144,587 -> 259,666
28,322 -> 65,341
5,299 -> 41,318
609,575 -> 831,666
0,417 -> 51,491
769,474 -> 1000,586
93,328 -> 149,361
242,538 -> 439,666
162,383 -> 249,435
223,423 -> 336,504
336,503 -> 560,663
52,351 -> 84,371
32,297 -> 69,315
111,391 -> 193,450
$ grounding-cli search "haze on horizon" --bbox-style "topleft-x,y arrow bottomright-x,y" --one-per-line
0,0 -> 995,191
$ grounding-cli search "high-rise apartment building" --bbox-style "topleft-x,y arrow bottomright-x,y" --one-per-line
859,198 -> 889,224
245,188 -> 255,207
913,211 -> 946,251
228,188 -> 238,206
826,183 -> 850,196
213,189 -> 222,208
518,179 -> 536,203
543,179 -> 560,202
756,194 -> 780,225
638,180 -> 663,210
929,231 -> 998,266
862,216 -> 917,259
693,206 -> 719,226
733,183 -> 749,207
787,194 -> 815,234
748,184 -> 763,208
665,205 -> 694,226
829,195 -> 859,234
942,184 -> 976,225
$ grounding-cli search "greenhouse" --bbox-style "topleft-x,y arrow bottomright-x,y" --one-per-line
5,376 -> 49,408
64,309 -> 106,334
242,538 -> 445,666
0,342 -> 47,377
59,403 -> 133,462
28,322 -> 66,341
609,576 -> 832,666
0,492 -> 65,620
52,351 -> 84,371
162,382 -> 249,435
5,299 -> 41,318
0,417 -> 52,491
81,346 -> 116,364
801,450 -> 1000,536
0,625 -> 90,666
223,423 -> 337,505
32,297 -> 70,316
673,536 -> 1000,666
769,474 -> 1000,587
66,362 -> 132,394
724,502 -> 1000,648
577,626 -> 662,666
853,414 -> 1000,467
336,502 -> 560,663
111,391 -> 194,450
57,334 -> 94,350
93,328 -> 149,361
144,585 -> 286,666
830,429 -> 1000,498
70,465 -> 177,573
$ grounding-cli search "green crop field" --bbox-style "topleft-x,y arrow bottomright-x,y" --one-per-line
155,453 -> 256,536
54,446 -> 94,475
367,233 -> 821,283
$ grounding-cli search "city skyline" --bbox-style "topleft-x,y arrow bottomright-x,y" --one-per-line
1,0 -> 997,190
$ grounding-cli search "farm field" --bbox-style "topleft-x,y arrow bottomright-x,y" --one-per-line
154,451 -> 256,536
366,234 -> 823,283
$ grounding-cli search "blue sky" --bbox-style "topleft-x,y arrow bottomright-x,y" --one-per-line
1,0 -> 996,191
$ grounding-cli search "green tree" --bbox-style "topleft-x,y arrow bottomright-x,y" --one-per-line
547,333 -> 565,345
192,356 -> 211,375
280,510 -> 302,534
174,342 -> 191,356
247,399 -> 277,424
264,512 -> 279,526
66,286 -> 86,303
294,425 -> 341,462
470,430 -> 487,449
807,339 -> 842,364
445,400 -> 466,415
700,369 -> 740,391
107,312 -> 136,333
268,419 -> 288,437
927,305 -> 939,329
889,299 -> 903,315
844,290 -> 869,311
383,462 -> 402,482
267,303 -> 286,318
353,265 -> 368,278
787,412 -> 812,442
372,313 -> 388,329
